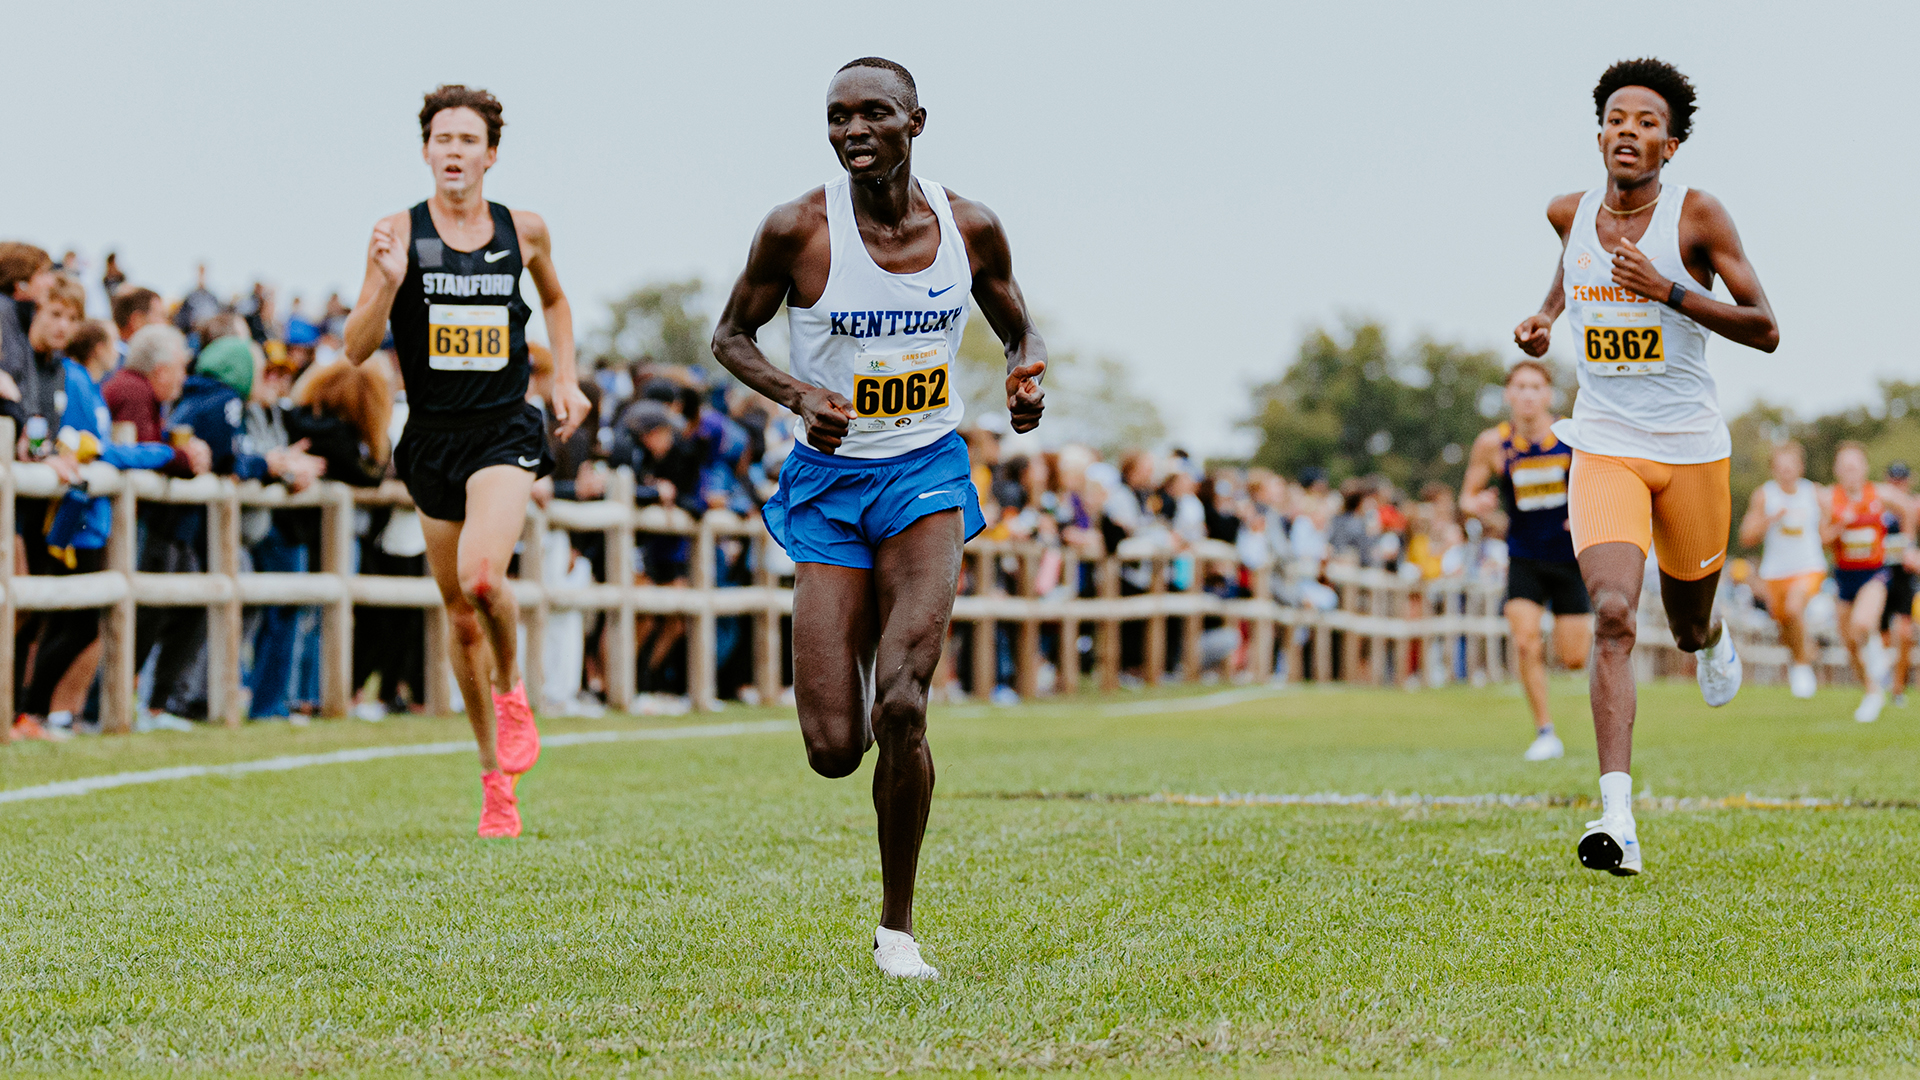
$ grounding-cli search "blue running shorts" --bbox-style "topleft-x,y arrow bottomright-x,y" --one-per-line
762,430 -> 985,569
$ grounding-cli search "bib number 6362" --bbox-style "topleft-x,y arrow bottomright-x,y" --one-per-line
1579,304 -> 1666,377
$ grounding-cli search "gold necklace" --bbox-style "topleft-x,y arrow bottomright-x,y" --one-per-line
1601,186 -> 1661,216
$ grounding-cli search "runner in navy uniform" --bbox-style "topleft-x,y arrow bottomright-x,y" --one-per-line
1462,360 -> 1592,760
343,85 -> 590,838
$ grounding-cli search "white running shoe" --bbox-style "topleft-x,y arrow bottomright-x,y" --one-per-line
1788,664 -> 1817,700
1696,632 -> 1742,708
1855,690 -> 1886,724
1578,814 -> 1642,876
873,926 -> 938,980
1524,731 -> 1565,761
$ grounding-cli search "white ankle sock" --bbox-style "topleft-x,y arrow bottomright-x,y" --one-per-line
47,711 -> 72,729
1599,771 -> 1633,819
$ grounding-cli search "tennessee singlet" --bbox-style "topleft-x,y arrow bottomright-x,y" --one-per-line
1553,186 -> 1730,579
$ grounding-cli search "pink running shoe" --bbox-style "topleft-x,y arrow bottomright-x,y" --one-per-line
478,769 -> 521,838
493,681 -> 541,776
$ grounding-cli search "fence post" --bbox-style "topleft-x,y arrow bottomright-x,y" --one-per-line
208,482 -> 244,726
318,484 -> 355,718
968,550 -> 994,699
1145,556 -> 1167,685
1057,548 -> 1081,696
1015,546 -> 1040,699
605,468 -> 637,712
518,506 -> 548,711
1250,562 -> 1275,683
751,525 -> 781,706
0,417 -> 14,738
1180,556 -> 1202,684
1095,554 -> 1120,692
100,477 -> 138,733
688,515 -> 718,711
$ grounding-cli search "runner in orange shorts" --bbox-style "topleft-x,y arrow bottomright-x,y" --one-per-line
1512,58 -> 1779,876
1736,442 -> 1826,699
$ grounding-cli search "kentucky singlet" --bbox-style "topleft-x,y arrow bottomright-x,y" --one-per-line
1497,422 -> 1576,562
1551,185 -> 1727,464
1755,479 -> 1826,580
785,176 -> 970,458
389,201 -> 533,418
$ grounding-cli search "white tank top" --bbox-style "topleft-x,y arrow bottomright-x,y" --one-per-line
785,175 -> 970,459
1549,185 -> 1730,464
1756,479 -> 1827,580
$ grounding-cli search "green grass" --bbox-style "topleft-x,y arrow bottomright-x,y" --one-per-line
2,679 -> 1918,1078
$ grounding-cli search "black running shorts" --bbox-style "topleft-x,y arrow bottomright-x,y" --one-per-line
395,401 -> 554,522
1884,568 -> 1915,632
1506,556 -> 1592,615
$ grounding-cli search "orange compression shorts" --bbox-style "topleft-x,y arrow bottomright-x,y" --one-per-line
1567,451 -> 1731,582
1760,570 -> 1826,615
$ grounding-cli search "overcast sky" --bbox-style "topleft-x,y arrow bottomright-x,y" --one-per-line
5,1 -> 1914,453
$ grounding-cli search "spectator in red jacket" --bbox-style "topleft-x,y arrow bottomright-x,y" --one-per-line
102,324 -> 209,477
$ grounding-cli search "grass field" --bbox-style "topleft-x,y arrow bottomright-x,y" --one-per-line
2,678 -> 1918,1078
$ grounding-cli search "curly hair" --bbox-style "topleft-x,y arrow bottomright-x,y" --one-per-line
419,84 -> 505,148
1594,58 -> 1696,143
836,57 -> 918,111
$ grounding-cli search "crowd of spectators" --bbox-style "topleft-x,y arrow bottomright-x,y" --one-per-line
0,241 -> 1512,737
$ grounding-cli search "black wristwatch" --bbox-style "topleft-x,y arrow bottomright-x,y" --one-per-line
1665,281 -> 1688,309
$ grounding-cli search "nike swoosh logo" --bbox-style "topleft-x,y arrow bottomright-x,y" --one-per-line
1701,550 -> 1725,569
517,456 -> 540,468
484,250 -> 510,263
927,284 -> 956,298
916,490 -> 951,500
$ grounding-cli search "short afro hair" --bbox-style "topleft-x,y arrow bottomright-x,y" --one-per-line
1594,58 -> 1696,143
835,57 -> 918,111
420,84 -> 505,148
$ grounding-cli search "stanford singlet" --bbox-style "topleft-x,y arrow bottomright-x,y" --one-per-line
785,175 -> 971,458
1498,422 -> 1576,562
390,201 -> 534,418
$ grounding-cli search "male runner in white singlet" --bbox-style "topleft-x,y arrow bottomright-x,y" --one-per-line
1737,443 -> 1825,699
343,86 -> 591,838
1513,59 -> 1779,875
712,58 -> 1045,979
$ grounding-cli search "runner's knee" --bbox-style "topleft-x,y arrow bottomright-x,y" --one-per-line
804,733 -> 864,778
447,605 -> 486,650
459,555 -> 507,610
1591,590 -> 1637,648
873,674 -> 928,746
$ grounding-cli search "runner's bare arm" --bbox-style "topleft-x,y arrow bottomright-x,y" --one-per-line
950,193 -> 1045,433
711,199 -> 855,453
1513,193 -> 1582,357
1459,428 -> 1505,520
1610,190 -> 1779,353
344,212 -> 411,364
513,209 -> 588,441
1737,488 -> 1775,550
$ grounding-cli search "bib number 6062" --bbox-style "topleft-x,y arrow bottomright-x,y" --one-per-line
855,365 -> 949,418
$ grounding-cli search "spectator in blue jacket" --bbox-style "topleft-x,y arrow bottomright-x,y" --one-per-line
13,277 -> 178,736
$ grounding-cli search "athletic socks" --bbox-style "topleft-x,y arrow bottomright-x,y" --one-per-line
1599,771 -> 1633,820
1537,722 -> 1555,737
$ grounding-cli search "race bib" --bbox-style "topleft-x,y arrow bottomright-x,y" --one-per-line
849,342 -> 951,433
1841,526 -> 1879,563
428,304 -> 509,371
1580,303 -> 1665,377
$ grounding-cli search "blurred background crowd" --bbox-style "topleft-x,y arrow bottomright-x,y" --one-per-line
3,241 -> 1916,737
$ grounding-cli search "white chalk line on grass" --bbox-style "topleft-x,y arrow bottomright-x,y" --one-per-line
0,719 -> 795,805
972,790 -> 1920,812
1099,686 -> 1289,717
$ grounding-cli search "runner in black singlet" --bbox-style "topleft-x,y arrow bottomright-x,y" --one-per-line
342,85 -> 591,839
